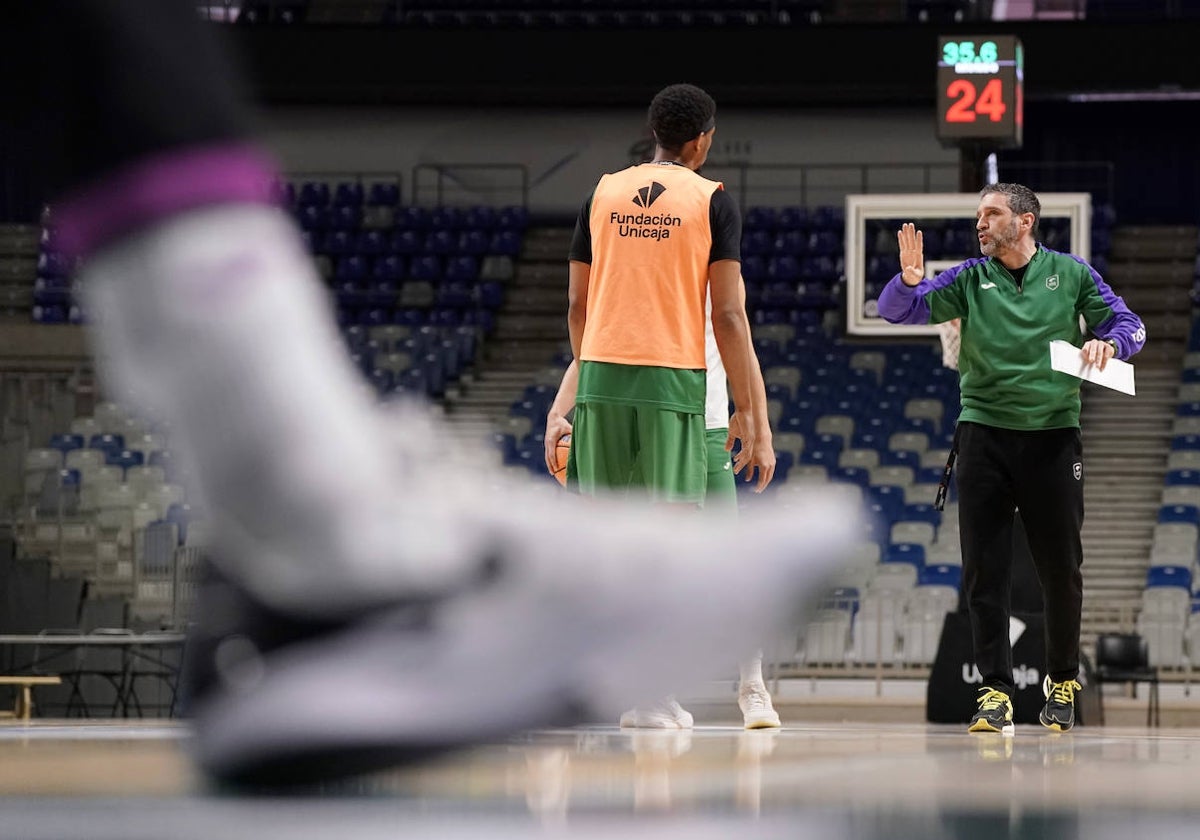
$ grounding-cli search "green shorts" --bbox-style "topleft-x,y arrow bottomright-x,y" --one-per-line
567,400 -> 706,505
704,427 -> 738,515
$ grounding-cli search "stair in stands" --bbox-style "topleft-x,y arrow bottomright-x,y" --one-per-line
1077,223 -> 1196,645
442,226 -> 574,464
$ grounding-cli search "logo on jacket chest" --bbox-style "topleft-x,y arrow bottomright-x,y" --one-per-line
1045,274 -> 1059,291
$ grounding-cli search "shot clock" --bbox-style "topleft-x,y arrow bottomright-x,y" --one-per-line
936,35 -> 1023,149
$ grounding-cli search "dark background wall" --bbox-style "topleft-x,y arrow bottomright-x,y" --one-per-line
4,16 -> 1199,222
226,18 -> 1200,223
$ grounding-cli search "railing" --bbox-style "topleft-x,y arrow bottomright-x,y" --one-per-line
411,163 -> 529,209
703,162 -> 960,214
702,160 -> 1116,213
283,160 -> 1112,218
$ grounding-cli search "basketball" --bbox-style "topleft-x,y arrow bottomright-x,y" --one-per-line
552,434 -> 571,486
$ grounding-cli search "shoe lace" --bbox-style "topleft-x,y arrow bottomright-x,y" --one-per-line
741,689 -> 768,711
1049,679 -> 1081,706
977,688 -> 1010,712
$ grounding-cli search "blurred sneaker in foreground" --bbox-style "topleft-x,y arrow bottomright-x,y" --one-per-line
176,459 -> 862,789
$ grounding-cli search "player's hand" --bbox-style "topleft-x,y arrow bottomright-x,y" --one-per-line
727,412 -> 776,493
897,222 -> 925,287
1081,338 -> 1116,372
544,413 -> 573,475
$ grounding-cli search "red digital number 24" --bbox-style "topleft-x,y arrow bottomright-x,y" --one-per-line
945,79 -> 1007,123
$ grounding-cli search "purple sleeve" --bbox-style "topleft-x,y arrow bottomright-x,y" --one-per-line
877,274 -> 931,325
1080,259 -> 1147,360
877,261 -> 976,325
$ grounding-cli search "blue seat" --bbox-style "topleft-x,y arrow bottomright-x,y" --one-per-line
436,280 -> 474,309
429,206 -> 465,231
425,230 -> 458,256
368,368 -> 394,393
1158,504 -> 1200,527
296,207 -> 328,236
776,205 -> 809,231
333,181 -> 364,207
356,229 -> 388,257
395,366 -> 430,396
462,205 -> 497,231
372,255 -> 406,283
334,281 -> 368,308
298,181 -> 330,207
48,433 -> 85,455
88,433 -> 125,456
444,255 -> 480,283
834,466 -> 870,487
869,483 -> 906,513
334,256 -> 368,283
741,230 -> 773,257
409,255 -> 443,282
1166,469 -> 1200,486
389,229 -> 423,256
493,432 -> 521,465
458,229 -> 490,256
322,230 -> 353,257
772,230 -> 806,256
1172,434 -> 1200,450
32,305 -> 68,324
328,205 -> 360,231
366,182 -> 400,207
365,281 -> 400,309
919,563 -> 961,590
106,448 -> 144,473
419,353 -> 447,397
884,542 -> 926,569
742,255 -> 768,283
36,251 -> 70,280
496,205 -> 529,231
743,206 -> 777,232
477,281 -> 504,310
902,503 -> 942,527
768,255 -> 801,282
1146,565 -> 1192,592
394,206 -> 431,233
488,229 -> 523,257
878,449 -> 919,468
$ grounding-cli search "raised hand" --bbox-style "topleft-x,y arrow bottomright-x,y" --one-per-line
897,222 -> 925,287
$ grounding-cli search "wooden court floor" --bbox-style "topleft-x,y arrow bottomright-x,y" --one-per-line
1,717 -> 1200,839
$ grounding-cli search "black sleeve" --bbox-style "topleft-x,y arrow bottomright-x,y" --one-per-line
708,188 -> 741,263
568,191 -> 595,263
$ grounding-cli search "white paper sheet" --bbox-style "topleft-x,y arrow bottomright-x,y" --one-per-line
1049,340 -> 1136,396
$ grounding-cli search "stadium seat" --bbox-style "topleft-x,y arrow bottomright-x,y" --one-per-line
366,182 -> 400,206
884,542 -> 926,570
1146,565 -> 1193,593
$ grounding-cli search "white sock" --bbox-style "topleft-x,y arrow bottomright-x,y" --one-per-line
739,651 -> 765,687
78,204 -> 488,614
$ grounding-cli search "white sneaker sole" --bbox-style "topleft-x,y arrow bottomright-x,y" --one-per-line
742,709 -> 782,729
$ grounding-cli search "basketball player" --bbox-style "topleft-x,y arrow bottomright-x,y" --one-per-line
543,282 -> 781,730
